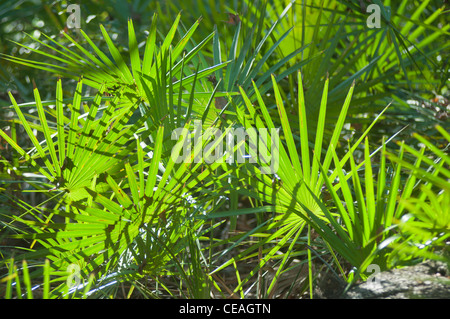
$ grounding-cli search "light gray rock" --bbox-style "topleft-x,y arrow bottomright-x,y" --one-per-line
344,260 -> 450,299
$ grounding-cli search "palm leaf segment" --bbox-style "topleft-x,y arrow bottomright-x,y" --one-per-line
2,14 -> 222,95
0,14 -> 236,294
0,14 -> 230,131
0,79 -> 140,201
209,72 -> 395,290
0,80 -> 233,293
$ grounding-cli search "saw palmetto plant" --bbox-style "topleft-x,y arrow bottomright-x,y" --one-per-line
384,125 -> 450,266
0,77 -> 230,297
0,0 -> 449,299
206,71 -> 398,297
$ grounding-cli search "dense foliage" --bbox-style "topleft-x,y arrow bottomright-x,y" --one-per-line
0,0 -> 448,299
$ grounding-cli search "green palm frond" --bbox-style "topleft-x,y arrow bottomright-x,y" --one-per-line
2,119 -> 234,296
261,0 -> 449,140
0,14 -> 231,118
0,79 -> 143,201
0,80 -> 240,296
1,258 -> 95,299
206,71 -> 391,295
385,125 -> 450,265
